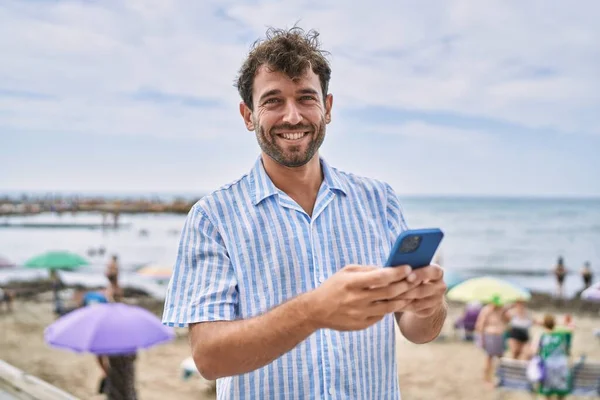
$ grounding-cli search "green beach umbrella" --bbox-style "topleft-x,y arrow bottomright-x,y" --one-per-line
24,251 -> 89,271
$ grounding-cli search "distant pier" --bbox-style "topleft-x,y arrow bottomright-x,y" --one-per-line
0,195 -> 200,217
0,222 -> 132,230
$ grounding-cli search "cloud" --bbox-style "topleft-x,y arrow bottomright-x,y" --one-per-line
128,88 -> 222,108
369,121 -> 493,146
1,0 -> 599,142
226,1 -> 600,135
0,89 -> 56,100
0,0 -> 599,196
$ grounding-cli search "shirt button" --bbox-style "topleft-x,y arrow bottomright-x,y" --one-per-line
318,275 -> 325,283
329,387 -> 335,395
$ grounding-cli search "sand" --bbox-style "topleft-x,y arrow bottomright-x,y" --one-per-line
1,296 -> 599,400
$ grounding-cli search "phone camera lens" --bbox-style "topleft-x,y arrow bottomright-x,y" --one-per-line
400,235 -> 422,253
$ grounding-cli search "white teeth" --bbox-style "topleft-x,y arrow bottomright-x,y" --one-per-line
280,132 -> 306,140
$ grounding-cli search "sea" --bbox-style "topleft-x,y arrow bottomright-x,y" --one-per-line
1,195 -> 599,300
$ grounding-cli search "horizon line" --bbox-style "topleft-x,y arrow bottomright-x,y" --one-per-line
1,190 -> 599,201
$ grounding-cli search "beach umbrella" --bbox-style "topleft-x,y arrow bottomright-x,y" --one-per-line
446,276 -> 531,304
581,283 -> 600,302
24,251 -> 89,271
136,264 -> 173,281
44,302 -> 174,355
0,256 -> 16,269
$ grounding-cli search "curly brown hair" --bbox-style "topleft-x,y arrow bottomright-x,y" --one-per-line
235,26 -> 332,110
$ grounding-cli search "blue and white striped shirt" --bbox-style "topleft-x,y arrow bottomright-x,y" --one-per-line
162,156 -> 408,400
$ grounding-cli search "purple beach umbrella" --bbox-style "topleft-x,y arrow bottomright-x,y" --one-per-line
0,256 -> 15,269
44,303 -> 174,355
581,283 -> 600,302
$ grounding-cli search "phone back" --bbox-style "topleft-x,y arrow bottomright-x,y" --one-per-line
385,228 -> 444,268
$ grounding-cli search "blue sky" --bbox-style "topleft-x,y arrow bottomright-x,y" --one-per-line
1,0 -> 599,197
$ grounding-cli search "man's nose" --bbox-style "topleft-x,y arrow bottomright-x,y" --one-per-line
282,102 -> 302,125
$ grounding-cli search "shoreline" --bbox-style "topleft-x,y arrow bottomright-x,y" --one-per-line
2,277 -> 599,316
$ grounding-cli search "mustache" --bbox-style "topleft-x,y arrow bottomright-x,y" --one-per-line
270,123 -> 313,132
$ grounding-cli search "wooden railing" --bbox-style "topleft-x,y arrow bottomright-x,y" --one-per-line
0,360 -> 79,400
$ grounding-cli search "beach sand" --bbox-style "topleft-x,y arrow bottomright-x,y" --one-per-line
1,297 -> 599,400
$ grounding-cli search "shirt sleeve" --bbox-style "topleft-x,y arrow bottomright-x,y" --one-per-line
162,204 -> 238,327
385,183 -> 409,246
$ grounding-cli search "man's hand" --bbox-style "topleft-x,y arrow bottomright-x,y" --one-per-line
395,264 -> 447,317
394,264 -> 448,344
306,264 -> 420,331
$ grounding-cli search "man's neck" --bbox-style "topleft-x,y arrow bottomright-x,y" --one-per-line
261,153 -> 323,211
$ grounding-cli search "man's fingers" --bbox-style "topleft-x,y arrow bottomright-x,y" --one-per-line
411,306 -> 438,318
342,264 -> 379,273
350,265 -> 412,289
405,264 -> 444,285
398,280 -> 447,300
404,295 -> 442,312
367,279 -> 421,301
368,298 -> 413,317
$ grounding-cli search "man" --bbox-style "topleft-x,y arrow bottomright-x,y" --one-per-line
162,26 -> 447,399
474,294 -> 508,385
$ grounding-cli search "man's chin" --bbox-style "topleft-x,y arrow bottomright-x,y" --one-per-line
276,153 -> 314,168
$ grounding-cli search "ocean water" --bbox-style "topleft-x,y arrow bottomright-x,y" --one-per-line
1,196 -> 599,299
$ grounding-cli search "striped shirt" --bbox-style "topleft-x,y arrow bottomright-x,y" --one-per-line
162,156 -> 408,400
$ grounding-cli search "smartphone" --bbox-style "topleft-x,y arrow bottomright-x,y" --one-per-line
384,228 -> 444,268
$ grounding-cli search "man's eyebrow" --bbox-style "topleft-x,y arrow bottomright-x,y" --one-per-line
258,89 -> 281,103
297,88 -> 319,96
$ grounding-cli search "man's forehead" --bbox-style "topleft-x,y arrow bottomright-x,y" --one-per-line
254,65 -> 320,91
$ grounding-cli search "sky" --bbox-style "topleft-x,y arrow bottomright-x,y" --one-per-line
1,0 -> 599,198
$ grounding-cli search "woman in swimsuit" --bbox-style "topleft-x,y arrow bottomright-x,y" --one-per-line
554,256 -> 567,299
505,299 -> 533,359
581,261 -> 593,290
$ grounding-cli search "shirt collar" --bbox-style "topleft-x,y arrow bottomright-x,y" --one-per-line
250,156 -> 348,206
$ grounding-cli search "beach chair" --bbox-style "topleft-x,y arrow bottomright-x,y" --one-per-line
571,356 -> 600,397
495,357 -> 536,400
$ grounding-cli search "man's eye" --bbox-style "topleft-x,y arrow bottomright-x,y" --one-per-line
300,96 -> 316,101
265,98 -> 280,104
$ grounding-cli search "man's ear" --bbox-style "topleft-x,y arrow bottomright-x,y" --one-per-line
239,102 -> 255,131
324,93 -> 333,124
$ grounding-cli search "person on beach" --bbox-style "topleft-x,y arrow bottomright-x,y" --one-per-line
50,269 -> 65,316
580,261 -> 593,290
505,298 -> 534,359
105,255 -> 120,286
162,26 -> 448,399
475,294 -> 508,385
561,314 -> 575,331
97,353 -> 138,400
553,256 -> 567,299
0,287 -> 14,312
105,255 -> 123,302
532,314 -> 571,399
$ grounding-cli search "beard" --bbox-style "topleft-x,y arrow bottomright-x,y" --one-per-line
255,118 -> 326,168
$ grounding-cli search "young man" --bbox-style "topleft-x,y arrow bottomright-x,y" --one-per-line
162,27 -> 447,399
